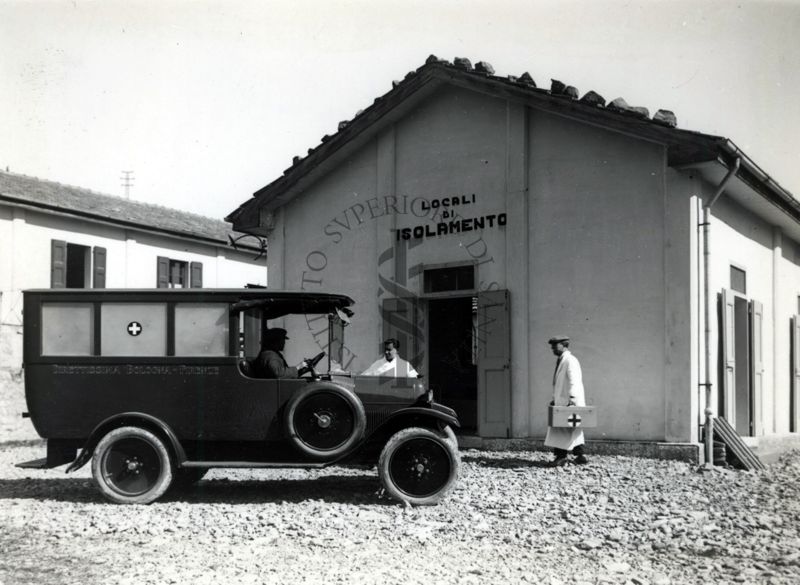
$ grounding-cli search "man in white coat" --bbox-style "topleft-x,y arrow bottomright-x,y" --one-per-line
544,335 -> 589,466
361,338 -> 419,377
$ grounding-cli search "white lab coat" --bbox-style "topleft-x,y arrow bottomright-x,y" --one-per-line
544,350 -> 586,451
361,356 -> 418,377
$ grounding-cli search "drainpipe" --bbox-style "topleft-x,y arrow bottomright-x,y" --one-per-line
701,157 -> 740,469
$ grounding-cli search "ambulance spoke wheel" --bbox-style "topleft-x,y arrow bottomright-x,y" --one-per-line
379,427 -> 460,506
285,384 -> 366,460
92,426 -> 173,504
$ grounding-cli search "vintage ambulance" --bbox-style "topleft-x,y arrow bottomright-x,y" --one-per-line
18,289 -> 460,505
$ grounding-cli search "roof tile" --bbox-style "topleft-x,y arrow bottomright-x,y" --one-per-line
0,171 -> 242,244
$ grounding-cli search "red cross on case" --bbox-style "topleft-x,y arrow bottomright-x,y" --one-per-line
127,321 -> 142,336
567,413 -> 582,427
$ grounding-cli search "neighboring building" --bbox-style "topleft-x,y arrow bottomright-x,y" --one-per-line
227,56 -> 800,459
1,171 -> 266,370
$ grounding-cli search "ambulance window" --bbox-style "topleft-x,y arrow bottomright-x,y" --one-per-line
174,303 -> 229,356
100,303 -> 167,356
41,303 -> 94,356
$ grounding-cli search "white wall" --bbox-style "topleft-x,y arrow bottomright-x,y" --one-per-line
705,191 -> 783,436
267,85 -> 691,442
775,234 -> 800,433
0,203 -> 266,370
528,109 -> 673,441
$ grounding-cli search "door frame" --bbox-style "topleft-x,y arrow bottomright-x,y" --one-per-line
422,292 -> 479,430
719,288 -> 762,437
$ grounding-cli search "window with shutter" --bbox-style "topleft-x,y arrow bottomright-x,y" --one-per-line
190,262 -> 203,288
51,240 -> 67,288
51,240 -> 91,288
93,247 -> 107,288
157,257 -> 170,288
157,256 -> 190,288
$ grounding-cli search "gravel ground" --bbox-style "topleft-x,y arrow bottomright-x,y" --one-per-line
1,375 -> 800,585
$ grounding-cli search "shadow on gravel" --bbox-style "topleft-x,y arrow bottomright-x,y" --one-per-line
166,475 -> 390,505
461,454 -> 552,469
0,439 -> 46,448
0,475 -> 392,506
0,478 -> 99,503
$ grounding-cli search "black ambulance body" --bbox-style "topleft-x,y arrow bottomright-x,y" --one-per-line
19,289 -> 460,505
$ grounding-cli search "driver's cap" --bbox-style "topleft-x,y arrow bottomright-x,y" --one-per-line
264,328 -> 289,342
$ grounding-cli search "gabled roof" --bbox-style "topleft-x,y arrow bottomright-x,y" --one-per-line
226,55 -> 798,233
0,170 -> 256,248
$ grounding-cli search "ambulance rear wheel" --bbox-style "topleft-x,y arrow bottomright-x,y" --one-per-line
92,426 -> 173,504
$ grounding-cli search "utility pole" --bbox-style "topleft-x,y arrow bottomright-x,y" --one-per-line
120,170 -> 135,199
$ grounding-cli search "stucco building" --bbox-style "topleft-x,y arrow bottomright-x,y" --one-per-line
227,56 -> 800,459
1,171 -> 266,370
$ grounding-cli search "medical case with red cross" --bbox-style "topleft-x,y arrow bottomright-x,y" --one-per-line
548,405 -> 597,428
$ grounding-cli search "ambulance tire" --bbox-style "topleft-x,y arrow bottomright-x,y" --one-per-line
92,426 -> 173,505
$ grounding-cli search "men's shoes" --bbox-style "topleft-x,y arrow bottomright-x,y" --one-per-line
550,457 -> 568,468
573,454 -> 589,465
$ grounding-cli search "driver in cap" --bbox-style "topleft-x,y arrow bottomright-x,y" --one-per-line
255,328 -> 309,378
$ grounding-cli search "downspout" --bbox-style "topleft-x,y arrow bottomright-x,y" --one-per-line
701,157 -> 740,469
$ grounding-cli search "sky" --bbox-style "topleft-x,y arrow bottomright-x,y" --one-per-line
1,0 -> 799,221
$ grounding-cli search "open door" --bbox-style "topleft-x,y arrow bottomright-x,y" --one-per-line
720,289 -> 736,423
791,315 -> 800,433
749,300 -> 763,436
476,290 -> 510,437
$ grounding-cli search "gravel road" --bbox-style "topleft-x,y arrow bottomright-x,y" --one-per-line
1,376 -> 799,585
1,441 -> 799,585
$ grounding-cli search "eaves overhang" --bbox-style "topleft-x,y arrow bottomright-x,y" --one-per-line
679,146 -> 800,241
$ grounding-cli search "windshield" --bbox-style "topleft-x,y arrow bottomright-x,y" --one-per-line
237,307 -> 348,373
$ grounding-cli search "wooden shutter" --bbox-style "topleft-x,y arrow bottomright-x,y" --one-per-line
51,240 -> 67,288
190,261 -> 203,288
749,300 -> 763,436
720,289 -> 736,422
92,247 -> 107,288
477,289 -> 511,437
381,297 -> 422,369
791,316 -> 800,433
156,256 -> 170,288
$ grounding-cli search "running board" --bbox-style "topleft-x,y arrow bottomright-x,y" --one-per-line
181,461 -> 331,469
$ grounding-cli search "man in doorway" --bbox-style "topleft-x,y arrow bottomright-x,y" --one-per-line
254,328 -> 308,378
544,335 -> 589,466
362,338 -> 419,377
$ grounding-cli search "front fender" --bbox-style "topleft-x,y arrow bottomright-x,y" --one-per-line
65,412 -> 186,473
377,406 -> 460,433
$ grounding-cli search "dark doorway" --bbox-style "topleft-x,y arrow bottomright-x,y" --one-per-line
428,297 -> 477,431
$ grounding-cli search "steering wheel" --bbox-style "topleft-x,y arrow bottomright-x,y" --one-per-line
300,351 -> 326,378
